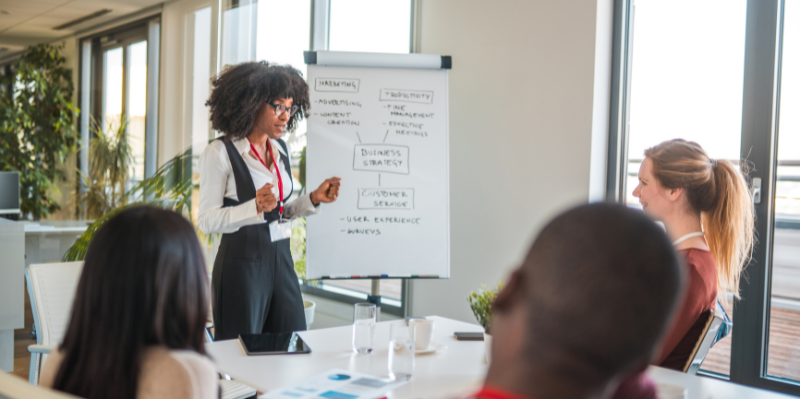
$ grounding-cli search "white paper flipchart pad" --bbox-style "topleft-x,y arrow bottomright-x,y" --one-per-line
305,65 -> 450,279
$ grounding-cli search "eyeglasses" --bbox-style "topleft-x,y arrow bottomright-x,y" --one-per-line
267,101 -> 299,117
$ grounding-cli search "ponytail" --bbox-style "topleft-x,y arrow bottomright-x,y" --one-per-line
645,139 -> 755,299
703,160 -> 754,298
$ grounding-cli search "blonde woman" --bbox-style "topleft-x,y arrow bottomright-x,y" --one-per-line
632,139 -> 754,369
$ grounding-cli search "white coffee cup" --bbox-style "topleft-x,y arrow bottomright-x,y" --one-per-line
409,319 -> 434,350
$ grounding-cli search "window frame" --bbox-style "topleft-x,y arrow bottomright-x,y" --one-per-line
607,0 -> 800,395
730,0 -> 794,393
78,17 -> 161,187
300,279 -> 410,317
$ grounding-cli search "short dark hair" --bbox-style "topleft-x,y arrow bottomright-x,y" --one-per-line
511,203 -> 684,379
53,206 -> 210,398
206,61 -> 310,141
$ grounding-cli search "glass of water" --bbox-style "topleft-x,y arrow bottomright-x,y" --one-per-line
388,323 -> 415,380
352,303 -> 376,354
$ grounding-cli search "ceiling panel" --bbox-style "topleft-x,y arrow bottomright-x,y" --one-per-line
0,0 -> 72,32
0,0 -> 163,49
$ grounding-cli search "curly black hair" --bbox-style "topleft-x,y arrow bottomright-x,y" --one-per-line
206,61 -> 310,141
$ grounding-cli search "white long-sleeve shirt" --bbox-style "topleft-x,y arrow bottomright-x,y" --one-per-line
198,137 -> 319,234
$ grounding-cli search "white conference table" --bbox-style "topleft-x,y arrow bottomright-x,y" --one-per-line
206,316 -> 793,399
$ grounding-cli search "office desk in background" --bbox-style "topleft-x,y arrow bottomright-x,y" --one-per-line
0,220 -> 87,371
23,221 -> 88,266
206,316 -> 793,399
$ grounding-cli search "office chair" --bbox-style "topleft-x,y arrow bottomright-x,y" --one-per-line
25,262 -> 83,384
683,305 -> 727,375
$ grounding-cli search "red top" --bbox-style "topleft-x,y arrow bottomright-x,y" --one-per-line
478,374 -> 658,399
658,248 -> 718,369
473,386 -> 527,399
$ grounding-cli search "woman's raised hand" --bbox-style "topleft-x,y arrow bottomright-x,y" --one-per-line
256,183 -> 277,213
311,177 -> 342,204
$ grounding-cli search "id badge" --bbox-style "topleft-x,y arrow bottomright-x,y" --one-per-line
269,218 -> 292,242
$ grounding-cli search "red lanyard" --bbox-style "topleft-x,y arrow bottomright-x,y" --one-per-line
249,139 -> 283,215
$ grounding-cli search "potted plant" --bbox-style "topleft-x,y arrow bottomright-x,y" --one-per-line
73,116 -> 133,219
0,43 -> 78,220
63,146 -> 194,261
468,282 -> 503,364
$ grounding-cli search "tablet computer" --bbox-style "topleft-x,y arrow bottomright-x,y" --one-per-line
238,332 -> 312,355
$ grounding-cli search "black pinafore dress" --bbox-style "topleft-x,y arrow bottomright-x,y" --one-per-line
211,138 -> 306,341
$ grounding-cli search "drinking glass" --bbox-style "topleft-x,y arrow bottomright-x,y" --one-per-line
352,303 -> 376,354
388,323 -> 415,380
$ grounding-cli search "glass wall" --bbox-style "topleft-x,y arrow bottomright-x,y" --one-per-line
96,27 -> 151,186
126,41 -> 148,182
768,0 -> 800,383
613,0 -> 800,392
328,0 -> 411,53
221,0 -> 258,68
102,47 -> 124,134
623,0 -> 748,376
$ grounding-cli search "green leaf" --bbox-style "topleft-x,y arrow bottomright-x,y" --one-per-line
467,282 -> 504,333
0,42 -> 76,220
65,147 -> 196,261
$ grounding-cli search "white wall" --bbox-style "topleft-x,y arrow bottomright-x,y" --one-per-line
410,0 -> 614,323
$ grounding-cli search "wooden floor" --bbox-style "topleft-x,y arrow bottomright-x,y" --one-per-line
765,307 -> 800,380
11,283 -> 35,381
702,306 -> 800,381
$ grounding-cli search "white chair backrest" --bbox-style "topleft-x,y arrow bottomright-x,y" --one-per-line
684,306 -> 725,375
0,370 -> 77,399
26,262 -> 84,346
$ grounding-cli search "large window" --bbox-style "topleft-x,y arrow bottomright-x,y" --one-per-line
81,21 -> 159,187
126,41 -> 148,181
623,0 -> 747,376
624,0 -> 746,205
214,0 -> 415,315
610,0 -> 800,394
328,0 -> 412,54
768,0 -> 800,384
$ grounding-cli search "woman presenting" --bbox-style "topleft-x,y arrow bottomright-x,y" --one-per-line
199,62 -> 341,340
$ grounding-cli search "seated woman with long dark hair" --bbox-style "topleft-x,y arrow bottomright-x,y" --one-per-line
40,206 -> 219,398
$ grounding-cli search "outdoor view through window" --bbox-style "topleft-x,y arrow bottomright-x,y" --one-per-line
627,0 -> 800,381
